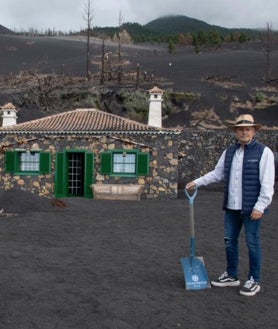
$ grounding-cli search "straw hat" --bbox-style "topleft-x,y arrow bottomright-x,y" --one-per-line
231,114 -> 262,131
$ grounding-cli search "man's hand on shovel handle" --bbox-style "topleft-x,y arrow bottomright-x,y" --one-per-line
186,182 -> 197,190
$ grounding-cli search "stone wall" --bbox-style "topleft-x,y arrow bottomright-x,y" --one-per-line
178,129 -> 278,192
92,134 -> 180,199
0,133 -> 180,199
0,130 -> 276,200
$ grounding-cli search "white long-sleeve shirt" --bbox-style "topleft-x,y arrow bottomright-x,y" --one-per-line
194,146 -> 275,213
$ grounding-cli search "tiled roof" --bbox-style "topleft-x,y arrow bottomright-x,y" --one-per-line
0,108 -> 180,135
149,86 -> 163,94
1,103 -> 18,112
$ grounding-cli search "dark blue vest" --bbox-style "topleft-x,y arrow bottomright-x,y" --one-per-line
223,139 -> 265,214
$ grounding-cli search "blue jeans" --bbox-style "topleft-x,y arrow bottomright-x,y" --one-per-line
224,209 -> 262,282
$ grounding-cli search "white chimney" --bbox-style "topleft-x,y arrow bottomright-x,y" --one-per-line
148,86 -> 163,128
1,103 -> 18,127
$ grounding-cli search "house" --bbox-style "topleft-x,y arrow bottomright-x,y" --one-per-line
0,103 -> 181,199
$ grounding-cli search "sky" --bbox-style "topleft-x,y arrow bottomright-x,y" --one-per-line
0,0 -> 277,32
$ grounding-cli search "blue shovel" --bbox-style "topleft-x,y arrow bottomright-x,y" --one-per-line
180,187 -> 211,290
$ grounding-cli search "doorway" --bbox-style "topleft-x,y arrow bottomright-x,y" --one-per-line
67,152 -> 84,196
55,150 -> 94,198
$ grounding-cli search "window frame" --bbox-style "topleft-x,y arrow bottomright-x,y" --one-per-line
19,151 -> 40,172
100,149 -> 149,177
5,149 -> 51,175
112,152 -> 136,175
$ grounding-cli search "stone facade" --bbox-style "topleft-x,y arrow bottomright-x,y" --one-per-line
0,132 -> 180,199
178,129 -> 278,192
0,129 -> 276,200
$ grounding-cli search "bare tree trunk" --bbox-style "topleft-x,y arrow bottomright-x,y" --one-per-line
86,29 -> 90,80
118,42 -> 122,84
83,0 -> 93,80
117,11 -> 123,85
136,64 -> 140,89
101,40 -> 105,85
265,22 -> 272,81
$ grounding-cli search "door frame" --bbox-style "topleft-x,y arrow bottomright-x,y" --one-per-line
54,149 -> 94,198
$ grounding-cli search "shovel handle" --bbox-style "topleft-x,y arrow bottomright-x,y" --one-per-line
184,186 -> 198,205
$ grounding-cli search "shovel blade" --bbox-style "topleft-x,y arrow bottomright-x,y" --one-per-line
181,256 -> 211,290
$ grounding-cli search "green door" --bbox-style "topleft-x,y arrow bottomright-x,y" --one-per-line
55,151 -> 94,198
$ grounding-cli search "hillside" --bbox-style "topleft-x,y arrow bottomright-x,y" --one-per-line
152,15 -> 260,35
145,15 -> 235,35
0,24 -> 14,35
0,33 -> 278,129
93,15 -> 261,43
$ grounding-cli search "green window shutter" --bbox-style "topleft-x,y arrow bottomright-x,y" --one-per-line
5,151 -> 17,172
137,153 -> 149,176
100,152 -> 112,174
39,152 -> 51,173
84,152 -> 94,198
55,152 -> 66,197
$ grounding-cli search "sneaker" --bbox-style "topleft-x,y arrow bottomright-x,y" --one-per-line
239,277 -> 260,297
211,271 -> 240,287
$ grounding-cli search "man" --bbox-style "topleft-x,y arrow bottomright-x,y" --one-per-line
186,114 -> 275,297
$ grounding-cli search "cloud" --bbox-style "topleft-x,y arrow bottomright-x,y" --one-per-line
0,0 -> 277,32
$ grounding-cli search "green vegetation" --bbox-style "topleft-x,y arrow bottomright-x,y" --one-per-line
2,14 -> 266,50
91,15 -> 259,50
162,91 -> 200,117
168,39 -> 176,54
255,92 -> 266,103
122,90 -> 149,122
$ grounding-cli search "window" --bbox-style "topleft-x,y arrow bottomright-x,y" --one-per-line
101,150 -> 149,177
20,152 -> 40,171
113,153 -> 136,174
5,150 -> 51,175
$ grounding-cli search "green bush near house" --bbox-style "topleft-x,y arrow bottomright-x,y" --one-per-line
121,90 -> 149,122
255,92 -> 265,103
162,91 -> 200,115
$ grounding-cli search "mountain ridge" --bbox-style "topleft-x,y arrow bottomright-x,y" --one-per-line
93,15 -> 261,43
1,14 -> 262,39
143,14 -> 258,35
